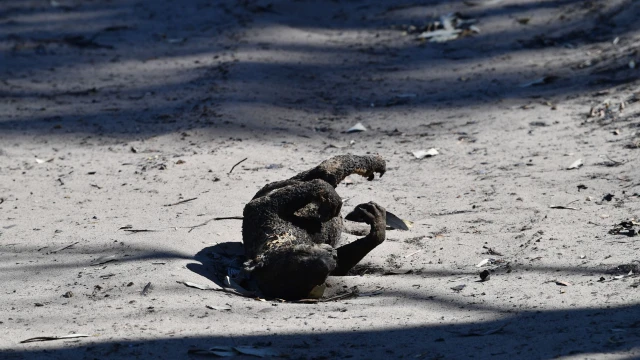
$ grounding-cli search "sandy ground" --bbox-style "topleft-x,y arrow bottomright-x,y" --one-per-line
2,0 -> 640,359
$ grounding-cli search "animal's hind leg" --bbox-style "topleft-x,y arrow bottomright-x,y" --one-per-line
331,202 -> 386,276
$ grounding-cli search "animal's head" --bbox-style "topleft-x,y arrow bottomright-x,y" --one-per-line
244,244 -> 337,300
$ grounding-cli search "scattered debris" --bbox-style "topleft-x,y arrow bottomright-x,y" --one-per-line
412,148 -> 439,159
608,219 -> 639,236
482,245 -> 503,256
206,305 -> 232,311
606,263 -> 640,275
62,291 -> 73,298
602,193 -> 615,202
346,122 -> 367,133
451,284 -> 466,292
20,334 -> 90,343
567,159 -> 583,170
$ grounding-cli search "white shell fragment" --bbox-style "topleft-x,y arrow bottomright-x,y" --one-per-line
567,158 -> 583,170
476,258 -> 490,267
346,122 -> 367,133
412,148 -> 439,159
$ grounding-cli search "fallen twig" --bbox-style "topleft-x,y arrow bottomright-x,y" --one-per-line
177,281 -> 253,297
404,249 -> 422,258
549,205 -> 579,210
185,217 -> 243,233
20,334 -> 90,343
163,197 -> 197,207
297,290 -> 359,303
482,245 -> 504,256
228,157 -> 248,174
49,242 -> 79,254
605,155 -> 624,165
123,229 -> 158,233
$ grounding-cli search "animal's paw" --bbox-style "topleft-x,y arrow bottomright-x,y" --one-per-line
345,202 -> 386,244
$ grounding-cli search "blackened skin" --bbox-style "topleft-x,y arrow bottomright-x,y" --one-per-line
242,155 -> 387,300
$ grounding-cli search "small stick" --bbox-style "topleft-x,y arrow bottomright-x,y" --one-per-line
123,229 -> 158,233
50,241 -> 79,254
163,197 -> 197,207
185,217 -> 244,233
228,157 -> 248,174
320,290 -> 359,302
404,249 -> 422,258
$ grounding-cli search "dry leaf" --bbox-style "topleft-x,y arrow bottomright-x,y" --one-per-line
178,281 -> 219,290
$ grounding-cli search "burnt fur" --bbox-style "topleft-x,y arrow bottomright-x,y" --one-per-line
242,155 -> 387,300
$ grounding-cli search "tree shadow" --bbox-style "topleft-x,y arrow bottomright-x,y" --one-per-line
2,0 -> 640,139
2,303 -> 639,359
186,242 -> 246,289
